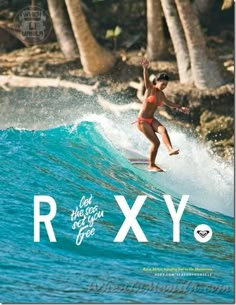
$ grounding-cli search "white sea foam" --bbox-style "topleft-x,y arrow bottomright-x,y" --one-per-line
75,112 -> 234,217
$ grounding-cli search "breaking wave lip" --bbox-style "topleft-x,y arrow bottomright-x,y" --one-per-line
72,114 -> 234,218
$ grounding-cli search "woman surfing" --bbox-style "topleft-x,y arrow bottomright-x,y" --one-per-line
136,58 -> 189,172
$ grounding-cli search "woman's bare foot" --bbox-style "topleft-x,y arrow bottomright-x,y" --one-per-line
148,165 -> 164,172
169,148 -> 179,156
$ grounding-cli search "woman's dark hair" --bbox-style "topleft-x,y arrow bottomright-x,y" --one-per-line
156,72 -> 170,82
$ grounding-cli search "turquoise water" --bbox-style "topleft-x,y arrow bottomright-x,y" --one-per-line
0,119 -> 234,303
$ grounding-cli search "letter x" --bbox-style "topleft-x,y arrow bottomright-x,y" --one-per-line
114,195 -> 148,242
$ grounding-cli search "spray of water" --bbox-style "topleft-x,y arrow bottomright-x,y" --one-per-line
78,111 -> 233,217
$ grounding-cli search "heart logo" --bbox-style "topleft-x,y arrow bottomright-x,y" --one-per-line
194,225 -> 212,243
197,230 -> 210,238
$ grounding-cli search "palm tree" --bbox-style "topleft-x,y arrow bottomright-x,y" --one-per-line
146,0 -> 166,60
175,0 -> 224,89
160,0 -> 192,83
47,0 -> 79,59
65,0 -> 115,75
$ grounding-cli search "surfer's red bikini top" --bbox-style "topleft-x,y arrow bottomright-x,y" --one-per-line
146,95 -> 163,107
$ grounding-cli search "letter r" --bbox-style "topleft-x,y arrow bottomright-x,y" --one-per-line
34,195 -> 57,242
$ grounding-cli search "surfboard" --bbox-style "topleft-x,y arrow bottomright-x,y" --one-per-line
120,148 -> 166,172
129,158 -> 166,172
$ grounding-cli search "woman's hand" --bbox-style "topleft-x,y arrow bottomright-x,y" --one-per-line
141,57 -> 149,68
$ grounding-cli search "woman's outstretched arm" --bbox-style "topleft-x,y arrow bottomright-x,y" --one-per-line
141,58 -> 151,89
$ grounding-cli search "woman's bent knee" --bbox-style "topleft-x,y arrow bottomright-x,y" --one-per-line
151,142 -> 160,150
